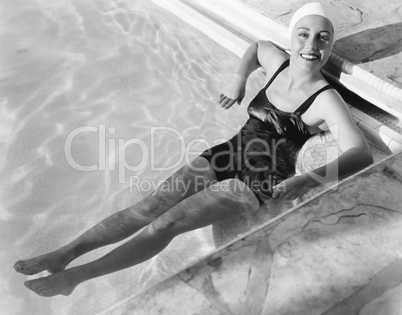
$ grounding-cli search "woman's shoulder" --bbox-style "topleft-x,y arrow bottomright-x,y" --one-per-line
256,40 -> 289,75
313,85 -> 352,120
316,86 -> 345,108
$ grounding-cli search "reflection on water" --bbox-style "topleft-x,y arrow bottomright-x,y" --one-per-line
0,0 -> 246,313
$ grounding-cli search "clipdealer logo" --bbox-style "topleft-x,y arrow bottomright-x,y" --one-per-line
64,123 -> 341,190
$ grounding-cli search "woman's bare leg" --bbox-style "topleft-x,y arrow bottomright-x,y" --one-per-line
24,179 -> 259,297
14,157 -> 217,276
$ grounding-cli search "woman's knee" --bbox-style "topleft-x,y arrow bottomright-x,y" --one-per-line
148,212 -> 183,238
213,178 -> 260,211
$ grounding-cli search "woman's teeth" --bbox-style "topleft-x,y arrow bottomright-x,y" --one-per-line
301,54 -> 319,61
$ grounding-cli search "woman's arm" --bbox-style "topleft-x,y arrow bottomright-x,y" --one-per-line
273,90 -> 373,199
304,91 -> 373,185
219,41 -> 285,109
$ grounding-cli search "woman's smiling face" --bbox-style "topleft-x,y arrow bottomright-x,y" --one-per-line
290,15 -> 335,72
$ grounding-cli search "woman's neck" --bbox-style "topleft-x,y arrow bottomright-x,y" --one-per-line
285,59 -> 324,91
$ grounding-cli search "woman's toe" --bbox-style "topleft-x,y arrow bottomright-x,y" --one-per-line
24,280 -> 36,290
14,262 -> 24,270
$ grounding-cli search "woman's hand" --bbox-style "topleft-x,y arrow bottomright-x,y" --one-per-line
272,175 -> 313,200
218,78 -> 246,110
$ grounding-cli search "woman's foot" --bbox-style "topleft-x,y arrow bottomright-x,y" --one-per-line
14,249 -> 73,275
24,270 -> 79,297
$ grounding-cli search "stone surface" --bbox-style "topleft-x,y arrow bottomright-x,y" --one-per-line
114,152 -> 402,314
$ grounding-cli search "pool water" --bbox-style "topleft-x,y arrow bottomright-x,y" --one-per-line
0,0 -> 249,313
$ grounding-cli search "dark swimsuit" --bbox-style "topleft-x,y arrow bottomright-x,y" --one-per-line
200,59 -> 333,204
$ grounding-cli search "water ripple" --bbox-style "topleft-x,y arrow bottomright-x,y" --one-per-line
1,0 -> 242,313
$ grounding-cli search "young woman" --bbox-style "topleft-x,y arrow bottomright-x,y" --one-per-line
14,2 -> 372,297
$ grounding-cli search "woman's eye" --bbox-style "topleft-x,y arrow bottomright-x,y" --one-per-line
299,33 -> 308,38
320,36 -> 329,41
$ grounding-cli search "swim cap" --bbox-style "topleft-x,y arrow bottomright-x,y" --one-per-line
289,2 -> 337,40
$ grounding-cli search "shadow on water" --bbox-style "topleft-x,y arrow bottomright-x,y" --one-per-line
333,22 -> 402,63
